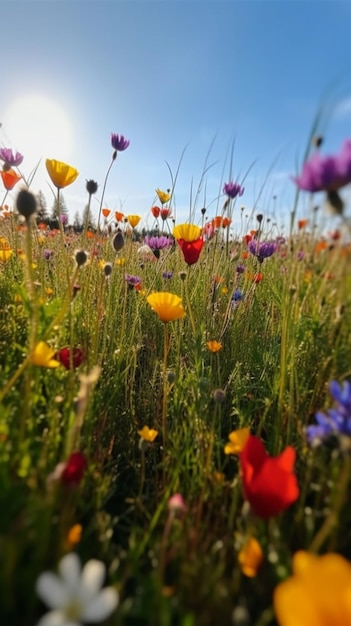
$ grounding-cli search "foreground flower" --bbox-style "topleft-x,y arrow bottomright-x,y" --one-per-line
138,426 -> 158,442
35,552 -> 118,626
173,223 -> 204,265
223,181 -> 245,198
147,292 -> 186,323
274,551 -> 351,626
0,169 -> 21,190
156,188 -> 171,204
224,428 -> 250,455
238,537 -> 263,577
292,139 -> 351,192
46,159 -> 79,189
240,435 -> 299,518
306,379 -> 351,444
31,342 -> 60,368
111,133 -> 130,152
0,148 -> 24,169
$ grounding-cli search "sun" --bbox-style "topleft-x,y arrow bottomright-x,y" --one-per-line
3,93 -> 74,168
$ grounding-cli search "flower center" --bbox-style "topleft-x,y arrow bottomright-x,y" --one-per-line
64,599 -> 83,621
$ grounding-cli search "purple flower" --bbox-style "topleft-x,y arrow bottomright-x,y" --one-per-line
223,182 -> 245,199
0,148 -> 24,168
60,214 -> 68,224
306,380 -> 351,444
236,264 -> 246,274
297,250 -> 305,261
248,239 -> 277,262
111,133 -> 130,152
292,140 -> 351,192
43,249 -> 53,260
125,273 -> 141,285
144,235 -> 173,250
162,271 -> 173,279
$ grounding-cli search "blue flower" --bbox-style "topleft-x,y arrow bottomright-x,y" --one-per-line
306,380 -> 351,444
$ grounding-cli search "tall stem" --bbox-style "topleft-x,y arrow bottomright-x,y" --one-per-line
97,154 -> 116,232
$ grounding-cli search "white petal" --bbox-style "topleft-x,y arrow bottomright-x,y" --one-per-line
80,559 -> 105,596
58,553 -> 81,589
36,609 -> 80,626
36,573 -> 69,609
82,587 -> 119,622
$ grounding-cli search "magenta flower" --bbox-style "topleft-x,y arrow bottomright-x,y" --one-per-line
144,235 -> 173,250
111,133 -> 130,152
223,182 -> 245,198
248,240 -> 277,262
0,148 -> 24,168
293,140 -> 351,192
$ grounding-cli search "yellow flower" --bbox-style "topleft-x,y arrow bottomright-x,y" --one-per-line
238,537 -> 263,577
173,223 -> 202,242
146,292 -> 186,323
224,428 -> 250,455
156,188 -> 171,204
138,426 -> 158,442
0,237 -> 13,263
127,214 -> 141,228
206,340 -> 222,353
115,257 -> 126,266
46,159 -> 79,189
274,551 -> 351,626
31,341 -> 60,368
45,287 -> 54,296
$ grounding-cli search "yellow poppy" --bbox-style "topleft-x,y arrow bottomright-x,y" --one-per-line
31,341 -> 60,368
206,340 -> 222,353
46,159 -> 79,189
238,537 -> 263,577
173,223 -> 202,242
127,214 -> 141,228
146,292 -> 186,323
274,551 -> 351,626
156,188 -> 171,204
224,428 -> 250,455
138,426 -> 158,442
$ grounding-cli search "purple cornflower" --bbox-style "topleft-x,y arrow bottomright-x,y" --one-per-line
162,271 -> 173,279
0,148 -> 24,168
125,273 -> 141,285
306,380 -> 351,444
236,264 -> 246,274
43,249 -> 53,260
248,239 -> 277,262
144,235 -> 173,250
223,182 -> 245,199
293,140 -> 351,192
60,214 -> 68,224
111,133 -> 130,152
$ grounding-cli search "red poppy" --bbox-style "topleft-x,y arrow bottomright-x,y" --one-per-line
222,217 -> 232,228
177,238 -> 204,265
243,234 -> 253,245
160,207 -> 172,220
212,216 -> 223,229
55,347 -> 85,370
298,219 -> 309,230
151,206 -> 160,218
115,211 -> 124,222
61,451 -> 87,486
102,208 -> 111,218
0,169 -> 21,191
240,435 -> 299,519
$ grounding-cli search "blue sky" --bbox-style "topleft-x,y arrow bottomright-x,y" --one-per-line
1,0 -> 351,233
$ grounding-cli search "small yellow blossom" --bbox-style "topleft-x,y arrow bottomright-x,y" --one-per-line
31,342 -> 60,368
127,215 -> 141,228
238,537 -> 263,577
45,287 -> 54,296
115,257 -> 126,266
224,428 -> 250,455
147,292 -> 186,323
138,426 -> 158,442
156,188 -> 171,204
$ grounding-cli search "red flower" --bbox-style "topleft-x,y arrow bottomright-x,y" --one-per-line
160,207 -> 172,221
56,347 -> 85,369
177,238 -> 204,265
151,206 -> 160,218
240,435 -> 299,518
61,451 -> 87,486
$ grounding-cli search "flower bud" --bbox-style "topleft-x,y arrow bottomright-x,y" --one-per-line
74,250 -> 88,267
86,179 -> 98,195
111,231 -> 124,252
16,189 -> 37,220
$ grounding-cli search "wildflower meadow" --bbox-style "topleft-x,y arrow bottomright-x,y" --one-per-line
1,131 -> 351,626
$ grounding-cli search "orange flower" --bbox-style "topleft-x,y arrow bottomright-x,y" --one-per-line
241,251 -> 250,260
298,219 -> 309,230
115,211 -> 124,222
224,428 -> 250,455
102,208 -> 111,218
222,217 -> 232,228
238,537 -> 263,577
212,215 -> 223,229
86,230 -> 94,239
206,340 -> 222,353
315,240 -> 328,252
138,426 -> 158,442
1,169 -> 21,190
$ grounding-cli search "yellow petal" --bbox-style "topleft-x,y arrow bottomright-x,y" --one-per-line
31,341 -> 60,368
173,223 -> 202,242
138,426 -> 158,442
146,292 -> 186,323
238,537 -> 263,577
224,428 -> 250,455
46,159 -> 79,189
